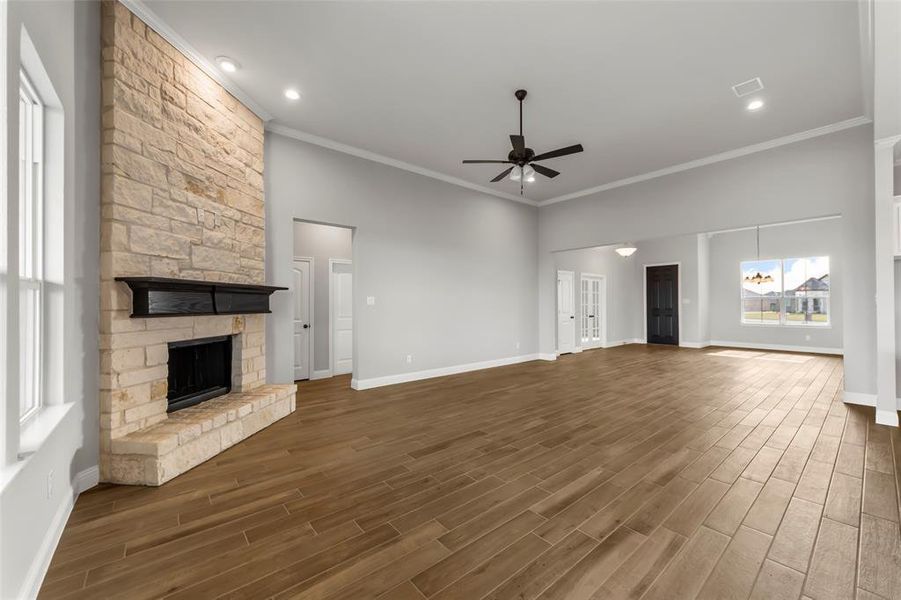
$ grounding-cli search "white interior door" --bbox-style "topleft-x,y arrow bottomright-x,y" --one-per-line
293,259 -> 311,381
580,275 -> 605,349
331,262 -> 353,375
557,270 -> 576,354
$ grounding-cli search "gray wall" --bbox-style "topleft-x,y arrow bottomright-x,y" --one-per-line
293,221 -> 353,374
2,1 -> 100,597
538,125 -> 874,395
266,132 -> 539,384
553,246 -> 639,346
709,219 -> 843,351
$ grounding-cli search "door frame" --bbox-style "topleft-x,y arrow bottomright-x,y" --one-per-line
293,256 -> 314,381
642,262 -> 682,346
580,272 -> 607,350
329,258 -> 353,375
556,269 -> 576,354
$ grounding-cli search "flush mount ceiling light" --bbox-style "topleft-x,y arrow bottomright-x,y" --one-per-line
615,244 -> 637,257
746,98 -> 765,112
215,56 -> 239,73
284,89 -> 301,101
744,226 -> 774,285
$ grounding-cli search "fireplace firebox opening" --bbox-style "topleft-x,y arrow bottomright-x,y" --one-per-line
167,335 -> 233,412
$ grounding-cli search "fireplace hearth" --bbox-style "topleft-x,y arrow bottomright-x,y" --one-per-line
167,336 -> 233,412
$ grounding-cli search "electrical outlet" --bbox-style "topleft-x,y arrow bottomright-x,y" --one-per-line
805,334 -> 811,341
405,354 -> 413,364
47,470 -> 53,500
367,296 -> 376,306
515,341 -> 521,351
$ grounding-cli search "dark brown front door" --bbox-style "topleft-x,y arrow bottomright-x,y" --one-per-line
646,265 -> 679,346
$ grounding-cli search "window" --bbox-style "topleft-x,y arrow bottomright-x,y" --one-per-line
18,71 -> 43,422
741,256 -> 830,326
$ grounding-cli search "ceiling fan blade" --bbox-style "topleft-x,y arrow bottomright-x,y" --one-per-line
531,144 -> 584,162
491,166 -> 514,182
510,135 -> 525,155
531,163 -> 560,178
462,159 -> 512,164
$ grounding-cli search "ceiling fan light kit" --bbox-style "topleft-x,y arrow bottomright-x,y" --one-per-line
462,89 -> 584,195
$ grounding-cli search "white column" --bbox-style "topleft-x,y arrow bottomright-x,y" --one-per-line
874,140 -> 899,426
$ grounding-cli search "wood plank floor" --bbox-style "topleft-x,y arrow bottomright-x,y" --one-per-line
40,345 -> 901,600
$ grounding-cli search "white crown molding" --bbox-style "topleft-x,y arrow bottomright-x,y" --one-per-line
539,116 -> 873,207
119,0 -> 273,121
267,123 -> 539,207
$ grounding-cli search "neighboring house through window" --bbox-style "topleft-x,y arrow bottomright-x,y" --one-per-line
741,256 -> 830,326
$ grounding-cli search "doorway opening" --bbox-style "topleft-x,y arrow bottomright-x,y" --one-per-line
644,263 -> 680,346
293,221 -> 354,382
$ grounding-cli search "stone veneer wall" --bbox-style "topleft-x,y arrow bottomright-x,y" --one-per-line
99,1 -> 292,484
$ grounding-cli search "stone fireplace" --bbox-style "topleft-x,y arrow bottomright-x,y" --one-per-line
99,1 -> 294,486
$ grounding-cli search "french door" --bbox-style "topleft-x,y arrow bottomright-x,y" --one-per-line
580,274 -> 605,349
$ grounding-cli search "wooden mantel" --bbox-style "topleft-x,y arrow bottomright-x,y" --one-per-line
115,277 -> 287,318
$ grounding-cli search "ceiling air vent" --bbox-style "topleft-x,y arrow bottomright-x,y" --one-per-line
731,77 -> 764,98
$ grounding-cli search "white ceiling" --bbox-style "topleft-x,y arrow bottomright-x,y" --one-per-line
145,1 -> 866,203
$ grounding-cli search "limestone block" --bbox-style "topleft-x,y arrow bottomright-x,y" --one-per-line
103,203 -> 171,231
117,364 -> 167,388
146,343 -> 168,366
109,455 -> 152,485
152,195 -> 198,225
129,225 -> 191,260
191,245 -> 238,271
110,145 -> 168,189
123,398 -> 167,424
110,347 -> 145,372
111,429 -> 178,456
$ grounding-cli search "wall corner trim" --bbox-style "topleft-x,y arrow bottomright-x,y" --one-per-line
20,465 -> 99,600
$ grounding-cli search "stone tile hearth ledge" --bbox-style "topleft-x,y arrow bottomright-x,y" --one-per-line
108,383 -> 296,486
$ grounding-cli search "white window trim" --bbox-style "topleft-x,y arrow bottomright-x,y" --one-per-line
18,70 -> 44,425
740,256 -> 831,329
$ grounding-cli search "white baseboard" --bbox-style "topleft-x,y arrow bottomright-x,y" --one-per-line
310,369 -> 332,380
572,347 -> 583,353
351,354 -> 545,390
843,391 -> 876,407
708,340 -> 843,355
537,353 -> 557,361
21,465 -> 98,599
877,409 -> 900,427
680,341 -> 711,349
74,466 -> 99,495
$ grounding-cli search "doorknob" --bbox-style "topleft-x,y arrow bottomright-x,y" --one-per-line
570,316 -> 574,319
303,324 -> 310,329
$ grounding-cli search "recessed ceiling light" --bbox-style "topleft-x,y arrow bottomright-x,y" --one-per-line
284,89 -> 301,101
215,56 -> 239,73
746,99 -> 765,112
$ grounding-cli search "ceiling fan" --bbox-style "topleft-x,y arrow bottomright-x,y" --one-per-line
462,89 -> 584,195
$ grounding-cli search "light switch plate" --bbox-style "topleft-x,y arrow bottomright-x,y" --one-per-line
367,296 -> 376,306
